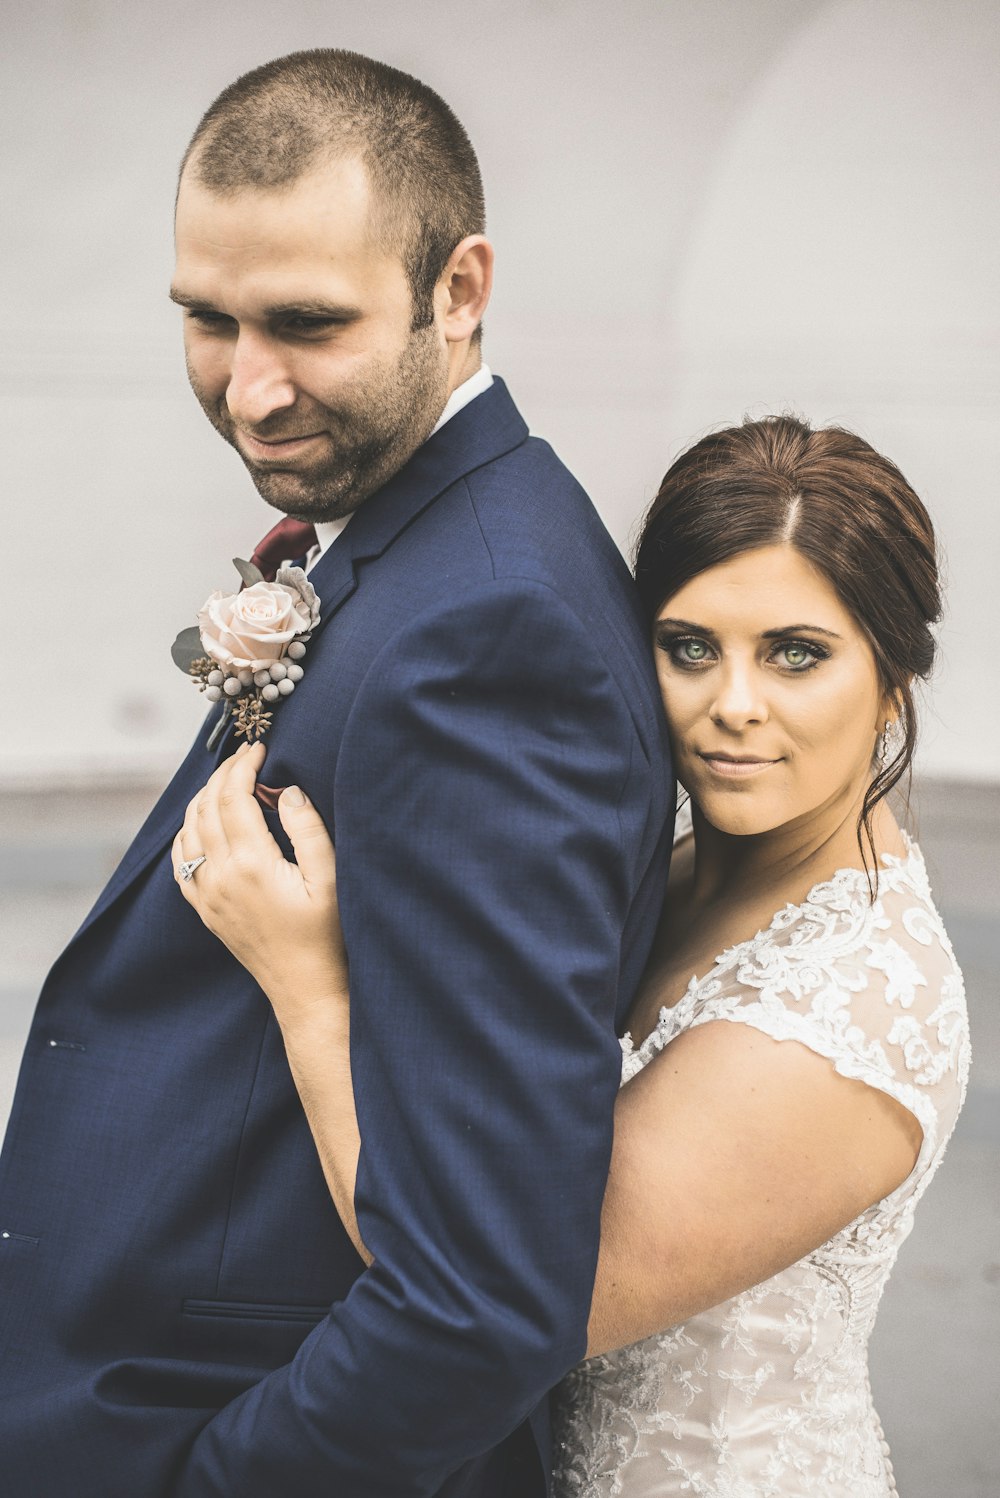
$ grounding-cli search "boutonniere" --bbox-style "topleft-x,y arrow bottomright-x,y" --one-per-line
172,559 -> 321,747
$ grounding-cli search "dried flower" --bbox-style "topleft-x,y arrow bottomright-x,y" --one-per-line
232,695 -> 275,742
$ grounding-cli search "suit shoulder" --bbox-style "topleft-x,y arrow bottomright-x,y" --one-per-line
361,572 -> 663,757
460,439 -> 633,591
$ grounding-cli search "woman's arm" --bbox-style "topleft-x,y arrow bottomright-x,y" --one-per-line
273,998 -> 370,1266
172,743 -> 370,1264
585,1018 -> 921,1356
175,745 -> 922,1352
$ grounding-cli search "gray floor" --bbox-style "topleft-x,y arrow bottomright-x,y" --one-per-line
1,775 -> 997,1494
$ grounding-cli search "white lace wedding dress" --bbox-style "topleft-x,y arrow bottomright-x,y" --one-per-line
552,833 -> 970,1497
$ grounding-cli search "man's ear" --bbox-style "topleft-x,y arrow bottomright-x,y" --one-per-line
436,235 -> 494,345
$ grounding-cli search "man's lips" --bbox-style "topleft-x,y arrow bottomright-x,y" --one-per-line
237,430 -> 326,461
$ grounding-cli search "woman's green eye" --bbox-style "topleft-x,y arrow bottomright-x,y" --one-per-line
775,641 -> 824,669
679,640 -> 709,662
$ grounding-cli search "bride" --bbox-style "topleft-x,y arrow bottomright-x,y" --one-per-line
173,415 -> 969,1496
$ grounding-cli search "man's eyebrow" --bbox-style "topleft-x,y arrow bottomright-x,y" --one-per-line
263,298 -> 364,320
168,289 -> 362,320
168,288 -> 213,309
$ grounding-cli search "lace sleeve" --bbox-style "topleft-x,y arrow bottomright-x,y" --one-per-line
679,849 -> 970,1206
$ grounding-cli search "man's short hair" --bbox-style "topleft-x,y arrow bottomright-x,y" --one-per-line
181,49 -> 486,333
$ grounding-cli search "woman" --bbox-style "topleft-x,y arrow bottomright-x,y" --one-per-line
174,416 -> 969,1495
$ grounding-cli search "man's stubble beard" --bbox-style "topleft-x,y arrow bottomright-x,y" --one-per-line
188,324 -> 451,524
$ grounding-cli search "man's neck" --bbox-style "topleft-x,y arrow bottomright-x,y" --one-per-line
429,363 -> 493,439
446,343 -> 483,398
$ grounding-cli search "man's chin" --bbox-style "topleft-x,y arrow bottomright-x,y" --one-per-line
245,464 -> 361,524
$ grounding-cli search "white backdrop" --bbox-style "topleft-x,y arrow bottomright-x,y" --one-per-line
4,0 -> 998,784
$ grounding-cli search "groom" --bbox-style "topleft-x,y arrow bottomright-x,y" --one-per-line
0,50 -> 672,1496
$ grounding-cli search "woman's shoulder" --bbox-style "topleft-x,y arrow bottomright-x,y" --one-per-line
620,836 -> 971,1207
717,840 -> 967,1061
702,837 -> 967,1142
725,834 -> 960,986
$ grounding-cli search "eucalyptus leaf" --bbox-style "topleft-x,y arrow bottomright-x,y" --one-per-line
233,557 -> 264,588
171,625 -> 206,673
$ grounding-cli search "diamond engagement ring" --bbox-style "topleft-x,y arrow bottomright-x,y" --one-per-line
178,855 -> 207,882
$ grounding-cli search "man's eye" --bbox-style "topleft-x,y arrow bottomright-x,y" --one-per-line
186,310 -> 232,330
285,316 -> 339,334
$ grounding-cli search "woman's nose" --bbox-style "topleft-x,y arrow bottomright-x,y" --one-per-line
709,660 -> 768,730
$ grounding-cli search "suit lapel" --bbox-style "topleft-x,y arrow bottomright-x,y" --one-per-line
64,723 -> 221,949
62,380 -> 530,951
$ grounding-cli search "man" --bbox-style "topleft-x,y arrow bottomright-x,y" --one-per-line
0,50 -> 673,1496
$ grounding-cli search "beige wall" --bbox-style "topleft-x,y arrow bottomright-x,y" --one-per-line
3,0 -> 998,783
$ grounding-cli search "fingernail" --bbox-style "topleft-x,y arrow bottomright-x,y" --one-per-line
282,785 -> 306,807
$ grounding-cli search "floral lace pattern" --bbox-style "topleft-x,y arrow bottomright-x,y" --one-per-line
553,837 -> 970,1497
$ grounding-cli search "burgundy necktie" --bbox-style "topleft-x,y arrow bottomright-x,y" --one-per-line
247,516 -> 318,582
244,515 -> 318,810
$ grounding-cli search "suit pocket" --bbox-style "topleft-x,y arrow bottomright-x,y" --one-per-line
180,1297 -> 330,1370
182,1298 -> 328,1324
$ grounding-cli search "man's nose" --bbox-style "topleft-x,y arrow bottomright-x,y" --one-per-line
709,660 -> 768,730
225,333 -> 297,427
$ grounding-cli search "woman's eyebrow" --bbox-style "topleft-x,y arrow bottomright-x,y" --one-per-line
759,624 -> 842,640
656,618 -> 844,641
655,617 -> 715,636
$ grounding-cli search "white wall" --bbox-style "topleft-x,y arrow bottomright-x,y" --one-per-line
3,0 -> 997,784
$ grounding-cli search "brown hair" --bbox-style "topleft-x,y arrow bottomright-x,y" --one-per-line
180,50 -> 486,337
634,415 -> 941,878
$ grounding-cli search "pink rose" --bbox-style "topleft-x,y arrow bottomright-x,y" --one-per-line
197,567 -> 320,669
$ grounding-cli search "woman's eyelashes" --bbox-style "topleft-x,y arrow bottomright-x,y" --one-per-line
768,638 -> 831,672
768,639 -> 830,672
659,634 -> 831,673
666,636 -> 715,668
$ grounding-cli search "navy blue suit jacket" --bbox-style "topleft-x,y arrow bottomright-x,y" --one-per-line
0,381 -> 673,1497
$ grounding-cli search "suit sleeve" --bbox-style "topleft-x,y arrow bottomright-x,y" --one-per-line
170,577 -> 658,1497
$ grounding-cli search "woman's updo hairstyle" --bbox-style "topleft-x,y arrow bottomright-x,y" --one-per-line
634,415 -> 941,875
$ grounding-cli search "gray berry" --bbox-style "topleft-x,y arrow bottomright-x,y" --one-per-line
207,670 -> 225,687
277,678 -> 295,696
205,686 -> 223,702
253,670 -> 271,688
287,641 -> 307,660
268,661 -> 288,682
223,677 -> 242,697
261,683 -> 280,702
286,663 -> 304,683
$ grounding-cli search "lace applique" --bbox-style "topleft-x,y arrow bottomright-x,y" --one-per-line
555,840 -> 969,1497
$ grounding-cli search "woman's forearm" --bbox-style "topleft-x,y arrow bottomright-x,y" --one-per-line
271,994 -> 373,1267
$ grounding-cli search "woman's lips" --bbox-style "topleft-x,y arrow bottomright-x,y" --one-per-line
697,753 -> 781,778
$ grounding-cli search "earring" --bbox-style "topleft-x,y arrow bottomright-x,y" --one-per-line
878,718 -> 904,767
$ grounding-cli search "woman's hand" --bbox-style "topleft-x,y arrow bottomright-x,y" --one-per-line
171,742 -> 347,1019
